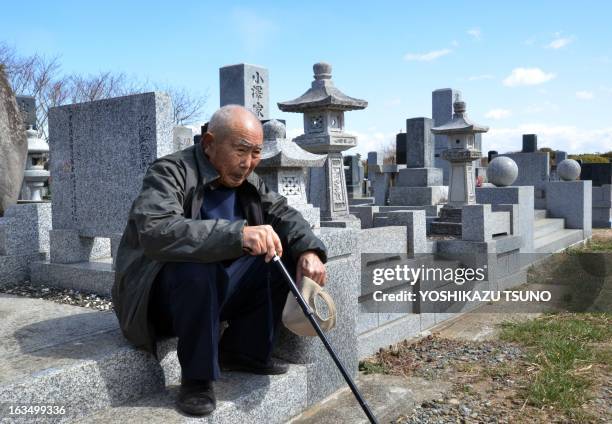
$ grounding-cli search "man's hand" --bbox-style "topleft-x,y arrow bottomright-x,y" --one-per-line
296,251 -> 326,287
242,225 -> 283,262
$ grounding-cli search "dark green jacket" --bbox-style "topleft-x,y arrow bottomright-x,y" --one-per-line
111,143 -> 327,357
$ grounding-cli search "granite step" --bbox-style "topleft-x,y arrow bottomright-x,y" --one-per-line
30,259 -> 115,296
0,294 -> 305,423
533,218 -> 566,239
534,209 -> 547,220
77,365 -> 306,423
534,228 -> 585,253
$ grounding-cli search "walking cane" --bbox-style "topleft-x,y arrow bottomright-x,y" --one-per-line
272,254 -> 379,424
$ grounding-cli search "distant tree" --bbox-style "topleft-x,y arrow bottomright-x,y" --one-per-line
382,139 -> 396,164
601,151 -> 612,160
569,154 -> 610,163
0,42 -> 207,140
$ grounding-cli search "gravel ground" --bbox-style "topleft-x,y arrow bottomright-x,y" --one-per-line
0,281 -> 113,311
364,335 -> 611,423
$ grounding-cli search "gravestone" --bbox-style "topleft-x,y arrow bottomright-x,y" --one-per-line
220,63 -> 269,120
406,117 -> 434,168
0,67 -> 28,216
432,88 -> 460,185
172,126 -> 192,151
395,132 -> 407,165
500,140 -> 550,209
47,91 -> 174,262
522,134 -> 537,153
580,163 -> 612,187
344,154 -> 364,198
388,117 -> 447,207
16,95 -> 37,130
488,150 -> 498,163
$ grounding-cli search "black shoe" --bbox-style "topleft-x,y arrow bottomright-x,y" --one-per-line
176,378 -> 216,416
219,352 -> 289,375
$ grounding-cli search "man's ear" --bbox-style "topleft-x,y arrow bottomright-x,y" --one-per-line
201,132 -> 214,153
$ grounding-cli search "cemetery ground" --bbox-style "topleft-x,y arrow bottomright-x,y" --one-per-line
0,229 -> 610,423
293,229 -> 612,424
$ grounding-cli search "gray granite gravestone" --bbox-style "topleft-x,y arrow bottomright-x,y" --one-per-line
47,92 -> 174,262
432,88 -> 461,185
344,154 -> 364,198
388,117 -> 447,207
172,126 -> 192,151
220,63 -> 269,120
0,67 -> 28,216
16,95 -> 37,130
500,146 -> 550,209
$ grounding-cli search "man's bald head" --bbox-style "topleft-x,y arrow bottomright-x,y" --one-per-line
207,105 -> 263,144
201,105 -> 264,187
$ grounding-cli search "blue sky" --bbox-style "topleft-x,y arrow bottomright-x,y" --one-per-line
2,1 -> 611,156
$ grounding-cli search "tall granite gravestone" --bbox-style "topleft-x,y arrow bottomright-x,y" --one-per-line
388,117 -> 447,207
344,154 -> 364,198
220,63 -> 269,120
581,163 -> 612,187
16,95 -> 37,130
500,134 -> 550,209
433,88 -> 459,185
396,132 -> 407,165
0,67 -> 28,216
278,62 -> 367,228
30,92 -> 174,296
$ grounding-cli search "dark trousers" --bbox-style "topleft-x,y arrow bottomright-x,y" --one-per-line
149,254 -> 293,381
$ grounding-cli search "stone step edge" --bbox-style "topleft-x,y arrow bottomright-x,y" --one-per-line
78,363 -> 308,424
0,336 -> 180,421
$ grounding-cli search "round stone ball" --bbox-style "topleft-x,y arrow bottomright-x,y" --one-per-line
557,159 -> 581,181
486,156 -> 519,187
263,119 -> 286,141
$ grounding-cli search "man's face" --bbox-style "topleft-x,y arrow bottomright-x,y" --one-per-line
202,124 -> 263,188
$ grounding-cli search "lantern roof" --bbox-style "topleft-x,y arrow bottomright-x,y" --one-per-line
278,62 -> 368,112
431,101 -> 489,134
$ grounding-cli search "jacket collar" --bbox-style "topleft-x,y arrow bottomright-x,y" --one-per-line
194,142 -> 260,189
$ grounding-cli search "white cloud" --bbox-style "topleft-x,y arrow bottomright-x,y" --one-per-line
546,34 -> 573,49
502,68 -> 556,87
576,90 -> 594,100
523,101 -> 559,114
468,74 -> 494,81
385,97 -> 402,107
467,28 -> 481,39
484,124 -> 612,154
451,40 -> 460,47
485,109 -> 512,120
404,49 -> 452,62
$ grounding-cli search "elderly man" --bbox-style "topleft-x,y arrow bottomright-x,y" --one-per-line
112,105 -> 327,416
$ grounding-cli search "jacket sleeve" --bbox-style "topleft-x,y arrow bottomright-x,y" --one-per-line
257,178 -> 328,264
130,158 -> 246,263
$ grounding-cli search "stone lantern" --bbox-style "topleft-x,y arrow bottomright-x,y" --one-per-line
278,62 -> 367,227
257,120 -> 327,229
21,126 -> 50,201
429,100 -> 488,236
431,100 -> 488,206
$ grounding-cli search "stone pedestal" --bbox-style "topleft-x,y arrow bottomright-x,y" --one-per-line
0,202 -> 51,285
546,180 -> 592,238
